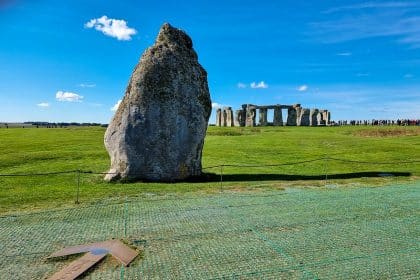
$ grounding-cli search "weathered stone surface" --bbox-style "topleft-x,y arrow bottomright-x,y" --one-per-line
222,109 -> 227,126
215,108 -> 221,126
245,105 -> 256,127
295,106 -> 302,126
317,111 -> 325,125
104,23 -> 211,182
323,110 -> 331,125
234,109 -> 245,127
224,107 -> 234,127
286,107 -> 297,126
299,108 -> 310,126
273,107 -> 283,126
310,109 -> 319,126
259,108 -> 268,126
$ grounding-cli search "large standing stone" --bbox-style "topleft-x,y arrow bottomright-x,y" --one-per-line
224,107 -> 234,127
245,105 -> 256,127
295,106 -> 302,126
234,109 -> 245,127
104,23 -> 211,182
273,107 -> 283,126
215,108 -> 222,126
222,109 -> 227,126
299,108 -> 310,126
258,107 -> 268,126
317,110 -> 326,126
286,106 -> 298,126
309,109 -> 319,126
323,110 -> 331,125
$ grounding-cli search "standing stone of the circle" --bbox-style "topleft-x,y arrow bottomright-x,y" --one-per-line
295,106 -> 302,126
286,107 -> 297,126
299,108 -> 310,126
309,109 -> 319,126
216,108 -> 222,126
323,110 -> 331,125
246,106 -> 256,127
316,110 -> 325,125
104,23 -> 211,182
259,108 -> 268,126
239,109 -> 246,126
225,107 -> 234,127
273,107 -> 283,126
234,109 -> 244,127
222,109 -> 227,126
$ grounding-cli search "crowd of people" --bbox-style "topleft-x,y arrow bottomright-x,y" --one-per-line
331,119 -> 420,126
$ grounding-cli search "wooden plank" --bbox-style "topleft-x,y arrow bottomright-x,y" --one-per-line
48,240 -> 138,267
47,252 -> 106,280
106,240 -> 138,266
48,242 -> 105,258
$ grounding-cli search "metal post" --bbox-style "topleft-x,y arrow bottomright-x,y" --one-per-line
324,157 -> 328,186
75,170 -> 80,204
124,196 -> 128,238
220,165 -> 223,192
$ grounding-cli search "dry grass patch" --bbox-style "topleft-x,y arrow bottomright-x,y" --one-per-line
353,127 -> 420,137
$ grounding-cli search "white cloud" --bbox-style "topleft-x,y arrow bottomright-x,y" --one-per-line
297,85 -> 308,91
211,102 -> 230,109
37,102 -> 50,108
56,91 -> 83,102
111,100 -> 122,112
250,81 -> 268,89
237,82 -> 247,88
356,73 -> 370,77
336,52 -> 352,56
79,83 -> 96,88
85,16 -> 137,41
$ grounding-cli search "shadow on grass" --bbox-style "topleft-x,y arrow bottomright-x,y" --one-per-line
187,171 -> 411,182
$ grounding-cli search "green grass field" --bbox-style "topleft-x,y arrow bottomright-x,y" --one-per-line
0,126 -> 419,279
0,125 -> 419,214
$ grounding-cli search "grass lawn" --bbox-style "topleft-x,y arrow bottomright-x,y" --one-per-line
0,125 -> 419,214
0,125 -> 419,279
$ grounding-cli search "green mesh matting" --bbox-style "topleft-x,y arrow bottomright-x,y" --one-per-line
1,183 -> 419,279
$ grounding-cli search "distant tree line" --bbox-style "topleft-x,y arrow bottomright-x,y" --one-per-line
0,122 -> 108,128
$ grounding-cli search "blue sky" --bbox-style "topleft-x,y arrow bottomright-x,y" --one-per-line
1,0 -> 419,123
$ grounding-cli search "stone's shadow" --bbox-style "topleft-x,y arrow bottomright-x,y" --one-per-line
187,171 -> 411,182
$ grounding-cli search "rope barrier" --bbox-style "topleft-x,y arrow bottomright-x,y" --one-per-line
0,170 -> 78,177
0,156 -> 418,177
326,157 -> 420,165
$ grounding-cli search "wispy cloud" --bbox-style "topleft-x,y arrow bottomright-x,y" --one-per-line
323,2 -> 419,14
297,85 -> 308,92
237,82 -> 247,88
111,100 -> 122,112
308,84 -> 420,119
79,83 -> 96,88
404,73 -> 414,78
37,102 -> 50,108
250,81 -> 268,89
211,102 -> 230,109
356,73 -> 370,77
336,52 -> 352,56
85,16 -> 137,41
56,91 -> 83,102
311,2 -> 420,48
